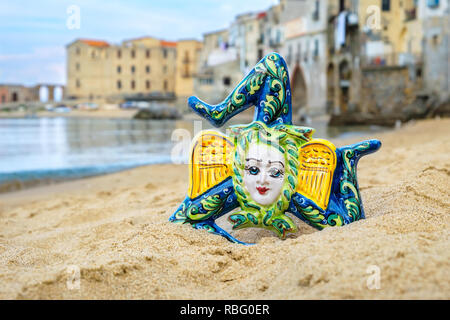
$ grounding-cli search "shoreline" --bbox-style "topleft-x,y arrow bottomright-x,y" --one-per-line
0,109 -> 140,119
0,112 -> 392,195
0,124 -> 390,195
0,118 -> 448,299
0,108 -> 257,121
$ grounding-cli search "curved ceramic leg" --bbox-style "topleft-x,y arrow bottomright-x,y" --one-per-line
188,52 -> 293,127
169,178 -> 245,243
288,139 -> 382,229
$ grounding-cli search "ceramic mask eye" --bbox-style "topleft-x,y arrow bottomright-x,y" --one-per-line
243,143 -> 285,206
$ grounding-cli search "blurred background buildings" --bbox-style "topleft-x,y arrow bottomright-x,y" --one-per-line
1,0 -> 448,124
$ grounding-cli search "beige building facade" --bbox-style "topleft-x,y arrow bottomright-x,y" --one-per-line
67,37 -> 201,104
0,84 -> 64,105
194,4 -> 283,106
194,29 -> 242,104
175,39 -> 203,106
281,0 -> 329,117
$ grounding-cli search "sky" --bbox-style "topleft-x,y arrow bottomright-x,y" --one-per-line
0,0 -> 277,86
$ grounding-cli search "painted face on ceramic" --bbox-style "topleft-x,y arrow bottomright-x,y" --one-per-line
243,143 -> 285,206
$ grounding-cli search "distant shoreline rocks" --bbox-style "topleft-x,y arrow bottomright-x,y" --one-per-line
133,103 -> 181,120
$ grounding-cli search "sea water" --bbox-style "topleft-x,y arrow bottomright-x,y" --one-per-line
0,117 -> 387,192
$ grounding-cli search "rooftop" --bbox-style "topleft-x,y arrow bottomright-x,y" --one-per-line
160,40 -> 177,48
78,39 -> 110,47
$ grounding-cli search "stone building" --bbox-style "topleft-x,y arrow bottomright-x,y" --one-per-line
356,0 -> 448,99
358,0 -> 419,61
416,0 -> 449,101
280,0 -> 329,118
325,0 -> 361,115
66,37 -> 201,104
327,0 -> 449,123
0,86 -> 8,104
229,12 -> 263,74
174,40 -> 203,107
257,4 -> 283,56
194,3 -> 283,105
0,84 -> 64,105
0,85 -> 33,104
194,29 -> 242,104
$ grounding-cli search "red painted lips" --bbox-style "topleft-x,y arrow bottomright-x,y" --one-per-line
256,187 -> 269,195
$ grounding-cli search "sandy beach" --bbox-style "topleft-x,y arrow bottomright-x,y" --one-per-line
0,118 -> 448,299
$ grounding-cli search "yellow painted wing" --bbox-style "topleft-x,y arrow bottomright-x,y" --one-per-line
296,139 -> 337,210
188,131 -> 234,199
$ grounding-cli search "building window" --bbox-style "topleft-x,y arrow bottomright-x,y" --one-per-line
163,49 -> 168,58
131,49 -> 135,58
76,47 -> 80,55
313,39 -> 319,58
146,49 -> 150,58
131,80 -> 135,90
163,80 -> 168,91
427,0 -> 440,8
117,65 -> 121,73
416,67 -> 422,78
1,95 -> 5,103
131,65 -> 135,74
304,40 -> 309,62
200,78 -> 213,85
91,50 -> 96,58
183,64 -> 190,77
287,45 -> 292,65
11,92 -> 18,102
146,80 -> 150,89
117,80 -> 122,90
258,49 -> 263,60
76,63 -> 80,71
183,51 -> 190,63
432,34 -> 440,46
76,79 -> 80,88
223,77 -> 231,86
117,49 -> 121,58
146,65 -> 150,73
382,0 -> 391,11
163,65 -> 167,73
313,0 -> 320,20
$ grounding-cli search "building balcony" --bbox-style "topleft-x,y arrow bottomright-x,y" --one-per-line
269,39 -> 282,49
360,51 -> 423,68
404,8 -> 417,22
312,10 -> 319,21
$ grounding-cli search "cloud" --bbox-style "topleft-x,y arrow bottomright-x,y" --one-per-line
0,46 -> 65,62
219,4 -> 233,13
0,46 -> 65,85
0,0 -> 278,85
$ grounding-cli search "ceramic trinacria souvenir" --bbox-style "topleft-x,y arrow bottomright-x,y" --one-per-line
169,53 -> 381,245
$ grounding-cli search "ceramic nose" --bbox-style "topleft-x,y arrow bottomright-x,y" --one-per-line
258,170 -> 269,185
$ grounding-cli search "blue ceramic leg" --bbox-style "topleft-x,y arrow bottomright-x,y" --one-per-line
169,177 -> 245,243
188,52 -> 293,127
288,139 -> 381,229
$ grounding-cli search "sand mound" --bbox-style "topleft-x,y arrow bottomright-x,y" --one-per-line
0,119 -> 449,299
